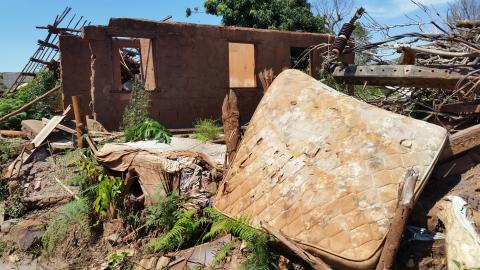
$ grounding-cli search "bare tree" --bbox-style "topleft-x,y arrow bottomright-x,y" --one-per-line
313,0 -> 354,34
447,0 -> 480,23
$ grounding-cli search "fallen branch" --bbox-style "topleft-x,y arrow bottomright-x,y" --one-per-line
260,221 -> 332,270
54,176 -> 80,200
376,168 -> 419,270
0,85 -> 61,123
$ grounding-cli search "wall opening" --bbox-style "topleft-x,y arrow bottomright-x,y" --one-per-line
290,47 -> 310,72
228,42 -> 256,88
119,47 -> 142,91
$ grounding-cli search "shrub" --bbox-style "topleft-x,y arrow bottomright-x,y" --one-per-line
121,80 -> 150,133
108,251 -> 133,270
125,118 -> 172,143
0,71 -> 58,129
95,176 -> 123,217
193,118 -> 223,141
42,199 -> 90,256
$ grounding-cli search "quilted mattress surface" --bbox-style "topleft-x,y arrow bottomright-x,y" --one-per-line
214,69 -> 447,269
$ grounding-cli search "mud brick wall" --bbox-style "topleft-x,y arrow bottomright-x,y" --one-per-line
61,20 -> 342,130
59,35 -> 92,117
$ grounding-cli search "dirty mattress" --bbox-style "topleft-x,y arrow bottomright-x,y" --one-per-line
213,69 -> 448,269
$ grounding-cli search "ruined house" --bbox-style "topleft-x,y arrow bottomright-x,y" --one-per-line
59,18 -> 337,130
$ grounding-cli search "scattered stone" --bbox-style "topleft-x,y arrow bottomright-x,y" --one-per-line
8,254 -> 19,263
155,257 -> 170,270
33,181 -> 41,191
1,219 -> 20,233
106,233 -> 120,245
135,257 -> 157,270
8,218 -> 46,250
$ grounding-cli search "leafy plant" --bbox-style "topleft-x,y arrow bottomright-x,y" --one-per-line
95,176 -> 123,217
125,118 -> 172,143
145,192 -> 185,231
193,118 -> 223,141
109,251 -> 133,270
146,209 -> 208,252
0,71 -> 58,129
64,173 -> 88,187
42,199 -> 90,256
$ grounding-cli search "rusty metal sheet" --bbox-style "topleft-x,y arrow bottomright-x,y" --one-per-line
228,42 -> 256,88
214,69 -> 447,270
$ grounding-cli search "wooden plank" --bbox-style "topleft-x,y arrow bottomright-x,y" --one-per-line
32,106 -> 71,148
332,65 -> 476,89
439,123 -> 480,162
41,118 -> 76,134
5,106 -> 71,178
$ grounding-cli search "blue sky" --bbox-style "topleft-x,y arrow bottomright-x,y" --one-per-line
0,0 -> 450,72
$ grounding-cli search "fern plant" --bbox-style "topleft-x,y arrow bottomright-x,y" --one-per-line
42,199 -> 90,256
125,118 -> 172,143
203,208 -> 277,270
193,118 -> 223,141
146,209 -> 208,252
95,176 -> 123,217
145,192 -> 185,231
209,240 -> 235,269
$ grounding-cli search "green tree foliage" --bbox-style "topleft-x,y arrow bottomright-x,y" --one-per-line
0,71 -> 58,129
191,0 -> 326,32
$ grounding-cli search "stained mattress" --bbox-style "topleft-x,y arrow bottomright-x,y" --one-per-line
213,69 -> 447,269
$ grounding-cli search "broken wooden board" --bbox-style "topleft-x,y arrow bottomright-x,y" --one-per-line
5,106 -> 71,178
214,69 -> 448,270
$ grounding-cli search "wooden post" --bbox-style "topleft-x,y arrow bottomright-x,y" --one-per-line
71,96 -> 86,148
376,168 -> 419,270
221,89 -> 241,166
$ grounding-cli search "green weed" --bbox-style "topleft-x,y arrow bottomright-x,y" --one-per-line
0,139 -> 22,165
108,251 -> 133,270
0,238 -> 7,253
42,199 -> 90,256
193,118 -> 223,141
